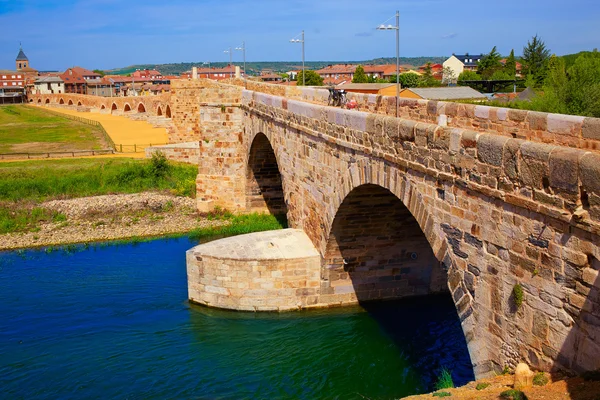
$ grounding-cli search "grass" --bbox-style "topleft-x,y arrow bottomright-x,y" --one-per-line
188,212 -> 288,240
432,392 -> 451,397
513,284 -> 524,309
499,389 -> 528,400
0,155 -> 198,234
475,382 -> 491,390
533,372 -> 549,386
0,156 -> 197,202
435,368 -> 455,391
0,105 -> 108,153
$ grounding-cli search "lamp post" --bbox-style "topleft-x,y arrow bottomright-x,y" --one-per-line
235,41 -> 246,87
224,47 -> 233,79
290,30 -> 305,86
377,11 -> 399,117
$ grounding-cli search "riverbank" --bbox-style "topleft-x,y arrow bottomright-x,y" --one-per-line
0,192 -> 226,251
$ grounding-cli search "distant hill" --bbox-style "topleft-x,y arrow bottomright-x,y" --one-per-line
105,57 -> 448,77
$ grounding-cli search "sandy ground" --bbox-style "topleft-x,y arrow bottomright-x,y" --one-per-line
44,106 -> 169,147
0,192 -> 225,251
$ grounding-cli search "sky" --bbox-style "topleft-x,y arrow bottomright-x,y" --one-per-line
0,0 -> 598,71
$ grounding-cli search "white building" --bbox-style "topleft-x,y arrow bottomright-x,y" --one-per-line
34,76 -> 64,94
443,53 -> 483,82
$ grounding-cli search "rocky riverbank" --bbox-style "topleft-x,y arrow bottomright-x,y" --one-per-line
0,192 -> 227,251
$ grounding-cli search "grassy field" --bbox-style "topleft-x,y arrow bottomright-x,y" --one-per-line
0,105 -> 109,154
0,155 -> 198,233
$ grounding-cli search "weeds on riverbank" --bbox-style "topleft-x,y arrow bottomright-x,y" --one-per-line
188,212 -> 287,240
0,204 -> 67,234
0,157 -> 197,202
435,368 -> 455,391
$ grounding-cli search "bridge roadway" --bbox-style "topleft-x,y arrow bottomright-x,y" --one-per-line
31,80 -> 600,378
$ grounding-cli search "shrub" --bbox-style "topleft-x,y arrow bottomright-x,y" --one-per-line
432,391 -> 451,397
499,389 -> 528,400
149,151 -> 170,179
475,382 -> 490,390
513,284 -> 524,308
435,368 -> 455,390
533,372 -> 549,386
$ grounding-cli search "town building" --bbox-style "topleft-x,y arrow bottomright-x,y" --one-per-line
132,69 -> 162,79
33,75 -> 64,94
60,67 -> 101,94
337,83 -> 397,96
442,53 -> 483,81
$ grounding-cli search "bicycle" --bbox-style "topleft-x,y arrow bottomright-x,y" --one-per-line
327,87 -> 347,108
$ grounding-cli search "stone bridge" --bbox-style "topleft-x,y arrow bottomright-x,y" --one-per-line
179,79 -> 600,378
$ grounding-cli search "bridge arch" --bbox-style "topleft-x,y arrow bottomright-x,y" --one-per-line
37,99 -> 41,104
77,101 -> 82,106
68,99 -> 73,106
157,106 -> 163,116
111,103 -> 117,111
45,98 -> 50,104
246,132 -> 288,218
124,103 -> 131,112
59,98 -> 64,104
165,105 -> 171,118
100,104 -> 106,110
137,103 -> 146,113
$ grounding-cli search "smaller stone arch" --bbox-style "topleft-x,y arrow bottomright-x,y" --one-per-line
111,103 -> 117,111
37,99 -> 42,104
45,98 -> 50,104
157,106 -> 163,116
29,99 -> 33,103
59,98 -> 64,104
68,100 -> 73,106
165,105 -> 171,118
77,101 -> 82,106
137,103 -> 146,113
100,104 -> 106,110
124,103 -> 131,112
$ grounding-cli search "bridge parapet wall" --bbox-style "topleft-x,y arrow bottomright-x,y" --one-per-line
231,79 -> 600,152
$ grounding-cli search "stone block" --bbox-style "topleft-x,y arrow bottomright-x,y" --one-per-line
582,117 -> 600,141
580,152 -> 600,194
549,147 -> 581,193
519,141 -> 554,189
383,116 -> 400,140
502,139 -> 524,180
366,114 -> 384,136
508,109 -> 527,122
461,130 -> 479,149
478,134 -> 509,167
527,111 -> 548,131
398,119 -> 417,141
547,113 -> 585,136
474,105 -> 491,119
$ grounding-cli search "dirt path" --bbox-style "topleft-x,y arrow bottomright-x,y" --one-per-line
44,106 -> 169,148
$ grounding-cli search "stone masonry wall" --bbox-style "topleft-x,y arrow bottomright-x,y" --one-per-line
237,89 -> 600,378
228,79 -> 600,152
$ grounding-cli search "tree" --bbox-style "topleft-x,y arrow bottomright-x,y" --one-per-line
477,46 -> 502,79
280,73 -> 289,81
93,69 -> 105,77
504,49 -> 517,78
352,65 -> 368,83
394,72 -> 420,88
457,70 -> 481,82
522,34 -> 551,87
296,70 -> 323,86
442,66 -> 457,85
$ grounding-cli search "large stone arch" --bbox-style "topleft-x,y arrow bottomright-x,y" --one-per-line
137,103 -> 146,113
37,98 -> 41,104
77,101 -> 82,106
165,105 -> 171,118
59,98 -> 64,104
157,106 -> 163,116
68,99 -> 73,106
246,132 -> 288,218
111,103 -> 117,111
124,103 -> 131,112
45,98 -> 50,104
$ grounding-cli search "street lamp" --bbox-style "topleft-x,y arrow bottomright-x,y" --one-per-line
290,30 -> 305,86
235,41 -> 246,87
224,47 -> 233,79
377,11 -> 400,117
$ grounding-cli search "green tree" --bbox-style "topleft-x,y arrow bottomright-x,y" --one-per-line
457,70 -> 481,82
422,62 -> 433,80
522,34 -> 551,87
296,70 -> 324,86
93,69 -> 106,77
477,46 -> 502,79
352,65 -> 368,83
394,72 -> 420,88
490,70 -> 513,81
504,49 -> 517,78
442,66 -> 457,85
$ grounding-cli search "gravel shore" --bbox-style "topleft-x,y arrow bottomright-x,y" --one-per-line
0,192 -> 227,251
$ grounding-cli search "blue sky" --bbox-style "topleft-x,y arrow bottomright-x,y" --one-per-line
0,0 -> 598,71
